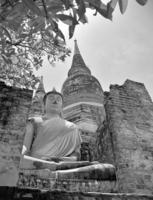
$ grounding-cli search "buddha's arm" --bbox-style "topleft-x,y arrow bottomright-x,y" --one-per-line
22,121 -> 34,156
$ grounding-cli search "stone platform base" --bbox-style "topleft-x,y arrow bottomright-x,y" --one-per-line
18,169 -> 117,193
0,187 -> 153,200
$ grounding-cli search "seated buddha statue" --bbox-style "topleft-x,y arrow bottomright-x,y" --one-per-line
20,89 -> 116,181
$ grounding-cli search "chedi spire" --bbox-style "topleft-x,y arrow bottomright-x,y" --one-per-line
74,39 -> 80,55
68,40 -> 91,77
36,76 -> 45,94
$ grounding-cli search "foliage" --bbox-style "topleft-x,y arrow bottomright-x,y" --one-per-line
0,0 -> 148,88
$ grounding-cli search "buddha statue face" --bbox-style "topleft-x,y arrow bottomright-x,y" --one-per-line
44,92 -> 63,115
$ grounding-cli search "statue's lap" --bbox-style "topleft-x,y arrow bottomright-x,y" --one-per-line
18,155 -> 117,192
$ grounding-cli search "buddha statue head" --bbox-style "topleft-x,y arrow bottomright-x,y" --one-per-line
43,88 -> 63,116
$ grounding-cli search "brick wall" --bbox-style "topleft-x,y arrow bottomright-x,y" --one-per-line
0,81 -> 33,186
96,120 -> 115,165
105,79 -> 153,194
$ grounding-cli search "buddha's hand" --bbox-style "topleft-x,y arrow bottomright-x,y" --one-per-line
48,157 -> 62,163
33,161 -> 43,169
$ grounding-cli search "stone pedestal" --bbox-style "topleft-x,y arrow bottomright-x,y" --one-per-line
18,169 -> 117,193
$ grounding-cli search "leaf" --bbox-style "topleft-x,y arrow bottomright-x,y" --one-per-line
56,29 -> 65,42
72,8 -> 78,21
61,0 -> 72,10
45,28 -> 53,38
69,24 -> 75,39
29,17 -> 45,31
6,2 -> 25,20
136,0 -> 148,6
119,0 -> 128,14
22,0 -> 43,16
107,0 -> 118,19
86,0 -> 108,19
85,0 -> 101,8
0,39 -> 6,50
51,20 -> 59,33
19,33 -> 29,38
56,14 -> 78,26
76,0 -> 86,20
7,18 -> 23,31
6,49 -> 16,58
47,5 -> 64,14
84,2 -> 90,8
0,26 -> 12,42
79,14 -> 88,24
1,54 -> 12,65
108,0 -> 118,10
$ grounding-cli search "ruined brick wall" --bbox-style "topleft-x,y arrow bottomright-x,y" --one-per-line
105,79 -> 153,194
0,81 -> 33,186
96,120 -> 115,165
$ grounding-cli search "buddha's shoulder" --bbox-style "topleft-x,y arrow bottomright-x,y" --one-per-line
27,116 -> 43,124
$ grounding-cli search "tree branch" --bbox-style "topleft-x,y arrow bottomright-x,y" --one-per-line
6,40 -> 23,46
41,0 -> 48,19
6,40 -> 37,51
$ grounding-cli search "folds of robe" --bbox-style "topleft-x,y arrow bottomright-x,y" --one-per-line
30,117 -> 82,159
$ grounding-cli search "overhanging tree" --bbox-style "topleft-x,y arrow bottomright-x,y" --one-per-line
0,0 -> 148,88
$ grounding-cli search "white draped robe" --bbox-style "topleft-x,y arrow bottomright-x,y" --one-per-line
30,117 -> 82,159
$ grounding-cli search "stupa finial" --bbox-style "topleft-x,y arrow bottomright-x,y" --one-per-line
74,39 -> 80,55
36,76 -> 45,94
67,39 -> 91,77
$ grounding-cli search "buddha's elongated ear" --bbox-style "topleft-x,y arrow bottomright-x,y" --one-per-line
42,103 -> 46,114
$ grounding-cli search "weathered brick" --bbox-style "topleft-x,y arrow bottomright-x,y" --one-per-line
104,79 -> 153,194
0,82 -> 33,186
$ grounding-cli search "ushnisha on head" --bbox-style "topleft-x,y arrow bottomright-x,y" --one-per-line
43,88 -> 63,116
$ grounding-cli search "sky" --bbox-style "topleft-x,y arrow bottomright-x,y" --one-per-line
37,1 -> 153,100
